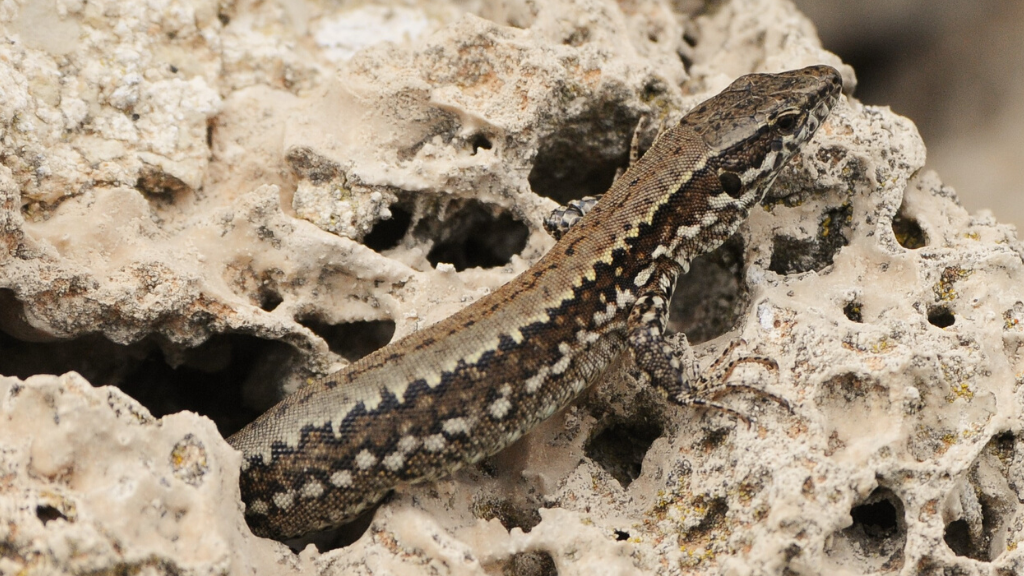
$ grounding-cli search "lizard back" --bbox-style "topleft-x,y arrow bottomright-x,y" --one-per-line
228,65 -> 842,540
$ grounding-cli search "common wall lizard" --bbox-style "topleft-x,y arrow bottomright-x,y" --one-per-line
228,65 -> 843,540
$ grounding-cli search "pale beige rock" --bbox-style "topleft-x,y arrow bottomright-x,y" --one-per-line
1,0 -> 1022,575
0,372 -> 307,576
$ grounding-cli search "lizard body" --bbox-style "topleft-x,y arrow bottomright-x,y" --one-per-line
228,65 -> 843,540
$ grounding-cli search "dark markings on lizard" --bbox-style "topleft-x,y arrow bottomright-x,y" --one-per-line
228,65 -> 843,540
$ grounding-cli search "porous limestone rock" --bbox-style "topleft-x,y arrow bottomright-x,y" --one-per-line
1,0 -> 1022,575
0,373 -> 305,575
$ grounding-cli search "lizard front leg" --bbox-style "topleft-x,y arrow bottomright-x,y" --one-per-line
626,261 -> 787,424
544,196 -> 601,240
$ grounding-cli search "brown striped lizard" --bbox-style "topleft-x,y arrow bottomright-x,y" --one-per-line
228,65 -> 843,540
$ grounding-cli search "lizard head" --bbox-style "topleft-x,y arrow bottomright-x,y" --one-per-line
680,65 -> 843,208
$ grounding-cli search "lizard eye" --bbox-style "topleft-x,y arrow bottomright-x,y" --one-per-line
719,171 -> 743,198
774,111 -> 800,134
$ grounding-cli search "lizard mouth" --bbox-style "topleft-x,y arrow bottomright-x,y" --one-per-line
803,70 -> 843,146
792,69 -> 843,155
801,97 -> 834,146
814,68 -> 844,128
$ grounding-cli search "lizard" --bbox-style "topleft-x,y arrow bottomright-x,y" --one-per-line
227,65 -> 843,540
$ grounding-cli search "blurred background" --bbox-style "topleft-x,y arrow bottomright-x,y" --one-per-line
793,0 -> 1024,229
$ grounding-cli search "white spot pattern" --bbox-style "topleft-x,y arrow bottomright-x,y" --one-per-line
707,192 -> 735,210
355,449 -> 377,470
382,451 -> 405,472
634,264 -> 656,287
616,288 -> 636,308
330,470 -> 354,487
424,371 -> 443,389
273,490 -> 295,510
675,224 -> 701,239
423,434 -> 447,452
443,417 -> 471,435
301,481 -> 324,498
592,302 -> 618,326
552,351 -> 572,375
397,435 -> 418,453
360,390 -> 383,411
524,367 -> 549,393
489,397 -> 512,419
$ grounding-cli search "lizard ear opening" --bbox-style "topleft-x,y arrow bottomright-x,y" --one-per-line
719,171 -> 743,198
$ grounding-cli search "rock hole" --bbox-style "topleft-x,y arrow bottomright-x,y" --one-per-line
992,431 -> 1015,462
0,330 -> 126,385
668,234 -> 744,344
768,235 -> 814,275
677,49 -> 693,70
118,334 -> 295,436
257,288 -> 283,312
136,167 -> 193,210
943,431 -> 1023,562
0,289 -> 51,343
363,203 -> 413,252
472,497 -> 542,533
928,306 -> 955,328
892,212 -> 927,249
502,551 -> 557,576
642,78 -> 667,102
206,117 -> 216,149
613,529 -> 630,541
825,487 -> 906,572
851,495 -> 898,538
584,418 -> 662,488
469,133 -> 493,154
528,101 -> 638,205
944,519 -> 972,558
843,301 -> 863,323
36,504 -> 66,525
420,199 -> 529,271
679,30 -> 697,69
0,328 -> 293,437
297,318 -> 395,363
768,203 -> 852,275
